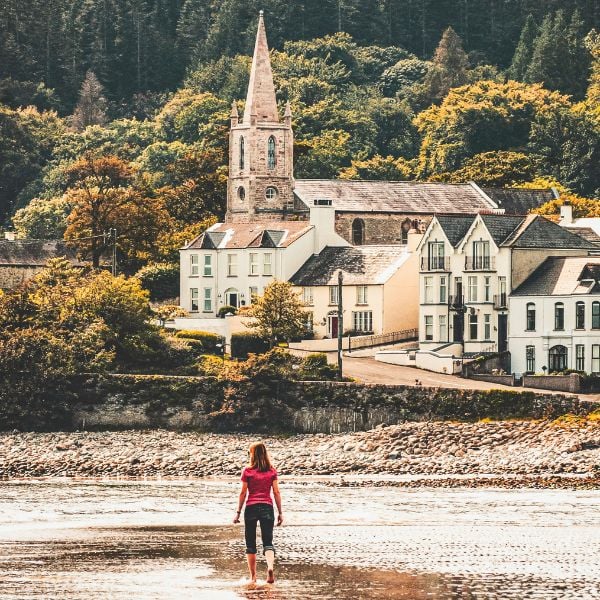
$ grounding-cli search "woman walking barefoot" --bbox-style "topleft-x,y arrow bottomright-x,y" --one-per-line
233,442 -> 283,584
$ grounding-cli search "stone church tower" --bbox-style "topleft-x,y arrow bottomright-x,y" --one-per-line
226,12 -> 294,223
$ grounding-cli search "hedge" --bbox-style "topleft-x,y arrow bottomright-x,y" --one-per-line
135,263 -> 179,301
230,331 -> 270,359
174,330 -> 224,354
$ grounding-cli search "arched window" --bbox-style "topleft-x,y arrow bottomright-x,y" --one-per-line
401,219 -> 411,244
575,301 -> 585,329
593,301 -> 600,329
238,186 -> 245,201
549,345 -> 568,372
265,186 -> 278,200
526,302 -> 536,331
267,136 -> 276,169
239,136 -> 245,170
554,302 -> 564,330
352,218 -> 365,245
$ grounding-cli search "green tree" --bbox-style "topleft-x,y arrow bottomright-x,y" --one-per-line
420,27 -> 470,104
248,280 -> 308,347
507,15 -> 538,81
12,195 -> 71,239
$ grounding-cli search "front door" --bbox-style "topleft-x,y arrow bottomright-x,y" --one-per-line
498,314 -> 508,352
328,315 -> 339,338
225,291 -> 239,308
453,313 -> 464,343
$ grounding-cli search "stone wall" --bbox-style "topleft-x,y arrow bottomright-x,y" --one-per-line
522,374 -> 582,394
0,265 -> 42,290
469,374 -> 516,386
335,213 -> 431,245
64,374 -> 599,434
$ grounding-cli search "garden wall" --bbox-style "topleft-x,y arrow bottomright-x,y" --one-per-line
522,374 -> 581,394
65,374 -> 599,434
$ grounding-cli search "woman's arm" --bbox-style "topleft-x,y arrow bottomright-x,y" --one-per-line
233,482 -> 248,524
272,480 -> 283,525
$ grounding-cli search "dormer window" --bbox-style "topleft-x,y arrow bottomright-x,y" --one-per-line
267,136 -> 276,169
239,136 -> 245,170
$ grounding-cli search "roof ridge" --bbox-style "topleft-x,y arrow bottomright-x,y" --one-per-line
500,214 -> 535,246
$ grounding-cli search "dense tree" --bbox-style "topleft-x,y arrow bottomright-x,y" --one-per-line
12,195 -> 71,239
507,15 -> 538,81
339,155 -> 413,180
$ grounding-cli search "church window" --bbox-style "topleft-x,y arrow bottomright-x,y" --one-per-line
352,218 -> 365,245
265,186 -> 278,200
239,137 -> 245,170
238,186 -> 245,201
267,136 -> 276,169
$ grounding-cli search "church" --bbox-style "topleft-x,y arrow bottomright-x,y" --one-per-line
179,12 -> 553,339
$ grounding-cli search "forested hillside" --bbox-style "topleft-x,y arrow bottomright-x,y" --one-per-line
1,2 -> 599,281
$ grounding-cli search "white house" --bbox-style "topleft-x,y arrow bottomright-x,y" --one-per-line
290,233 -> 421,339
378,213 -> 595,373
509,256 -> 600,375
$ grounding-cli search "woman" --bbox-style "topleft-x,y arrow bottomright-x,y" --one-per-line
233,442 -> 283,584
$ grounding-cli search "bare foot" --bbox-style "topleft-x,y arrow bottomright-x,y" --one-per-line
267,568 -> 275,584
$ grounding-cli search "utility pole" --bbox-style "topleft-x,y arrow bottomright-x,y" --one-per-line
337,269 -> 343,381
109,228 -> 117,276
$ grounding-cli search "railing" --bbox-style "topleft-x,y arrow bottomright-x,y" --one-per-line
349,328 -> 418,350
465,256 -> 495,270
493,293 -> 508,309
448,294 -> 465,310
420,256 -> 450,271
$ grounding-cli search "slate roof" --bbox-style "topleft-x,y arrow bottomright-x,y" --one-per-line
480,187 -> 556,215
435,215 -> 478,246
480,214 -> 525,245
183,222 -> 313,250
512,257 -> 600,296
294,180 -> 497,214
0,239 -> 84,266
290,245 -> 410,286
565,227 -> 600,247
504,216 -> 596,249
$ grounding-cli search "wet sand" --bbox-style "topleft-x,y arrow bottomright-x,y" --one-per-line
0,479 -> 599,599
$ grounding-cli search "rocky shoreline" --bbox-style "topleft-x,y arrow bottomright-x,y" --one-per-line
1,419 -> 599,487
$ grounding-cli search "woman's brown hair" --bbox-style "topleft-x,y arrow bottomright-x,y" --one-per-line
248,442 -> 273,472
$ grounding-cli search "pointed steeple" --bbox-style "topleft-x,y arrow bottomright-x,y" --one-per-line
243,11 -> 279,125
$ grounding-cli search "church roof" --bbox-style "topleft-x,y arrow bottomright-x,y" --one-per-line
243,12 -> 279,124
183,222 -> 313,250
290,245 -> 410,286
293,180 -> 497,214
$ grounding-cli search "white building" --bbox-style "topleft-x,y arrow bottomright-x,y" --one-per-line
509,256 -> 600,375
381,213 -> 595,373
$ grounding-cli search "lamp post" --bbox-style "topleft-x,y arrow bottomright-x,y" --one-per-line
337,269 -> 343,381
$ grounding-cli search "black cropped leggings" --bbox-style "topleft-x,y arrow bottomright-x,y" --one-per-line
244,503 -> 275,555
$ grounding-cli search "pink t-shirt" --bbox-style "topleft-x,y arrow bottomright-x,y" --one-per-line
241,467 -> 277,506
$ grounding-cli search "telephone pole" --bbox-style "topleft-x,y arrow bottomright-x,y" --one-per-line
337,269 -> 343,381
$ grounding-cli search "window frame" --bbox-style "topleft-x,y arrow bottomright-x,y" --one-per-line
484,276 -> 491,302
203,254 -> 212,277
353,311 -> 373,333
190,288 -> 199,312
575,301 -> 585,330
526,345 -> 535,373
484,313 -> 491,340
468,275 -> 478,303
424,315 -> 433,341
329,285 -> 339,306
575,344 -> 585,372
469,312 -> 478,340
263,253 -> 273,276
439,276 -> 447,304
352,218 -> 365,246
190,254 -> 199,276
239,136 -> 245,170
424,276 -> 433,304
303,287 -> 314,306
267,136 -> 276,169
554,302 -> 565,331
439,314 -> 447,342
203,288 -> 212,312
249,252 -> 259,276
356,285 -> 368,305
593,301 -> 600,330
227,253 -> 238,277
592,344 -> 600,373
526,302 -> 536,331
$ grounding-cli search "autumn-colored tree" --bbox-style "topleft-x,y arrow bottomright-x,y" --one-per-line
248,281 -> 308,348
63,155 -> 171,270
339,154 -> 413,180
431,151 -> 536,187
533,192 -> 600,219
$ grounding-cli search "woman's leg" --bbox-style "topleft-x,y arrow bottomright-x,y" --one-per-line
244,510 -> 258,582
258,507 -> 276,583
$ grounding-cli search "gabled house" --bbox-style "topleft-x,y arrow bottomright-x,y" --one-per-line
403,213 -> 595,372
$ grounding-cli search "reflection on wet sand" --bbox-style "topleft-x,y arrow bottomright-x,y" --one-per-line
0,480 -> 599,599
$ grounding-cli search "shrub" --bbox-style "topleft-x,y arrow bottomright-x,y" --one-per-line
230,331 -> 269,359
135,263 -> 179,301
218,305 -> 238,318
174,329 -> 224,354
299,353 -> 338,380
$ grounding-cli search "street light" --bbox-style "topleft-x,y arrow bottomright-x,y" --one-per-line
337,269 -> 343,381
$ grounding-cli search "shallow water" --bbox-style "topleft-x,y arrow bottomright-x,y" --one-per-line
0,478 -> 599,599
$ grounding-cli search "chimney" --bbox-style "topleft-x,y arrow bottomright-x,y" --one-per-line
559,199 -> 573,225
407,229 -> 422,252
4,231 -> 16,241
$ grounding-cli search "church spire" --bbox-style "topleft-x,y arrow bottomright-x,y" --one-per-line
243,11 -> 279,125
